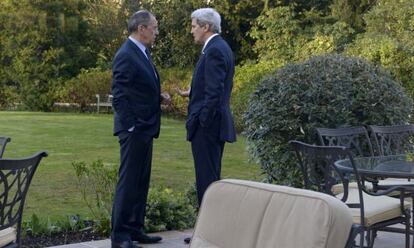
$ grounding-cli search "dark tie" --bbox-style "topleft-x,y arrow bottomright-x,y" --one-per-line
145,48 -> 157,79
145,48 -> 152,62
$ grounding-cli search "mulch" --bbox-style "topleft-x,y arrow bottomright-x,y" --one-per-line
22,230 -> 108,248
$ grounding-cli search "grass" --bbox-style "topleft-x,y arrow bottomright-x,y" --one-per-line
0,111 -> 261,221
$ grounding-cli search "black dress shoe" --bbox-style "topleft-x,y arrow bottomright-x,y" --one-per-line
131,232 -> 162,244
111,240 -> 141,248
184,236 -> 192,244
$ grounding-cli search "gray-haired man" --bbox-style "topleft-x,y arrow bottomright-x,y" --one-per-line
184,7 -> 236,243
111,9 -> 168,248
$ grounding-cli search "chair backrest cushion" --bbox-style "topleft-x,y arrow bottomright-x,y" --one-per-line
190,179 -> 353,248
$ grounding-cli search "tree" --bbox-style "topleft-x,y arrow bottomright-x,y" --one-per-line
345,0 -> 414,98
330,0 -> 377,31
0,0 -> 63,110
250,6 -> 354,65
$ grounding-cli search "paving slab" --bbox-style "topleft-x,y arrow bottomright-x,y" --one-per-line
49,229 -> 193,248
48,228 -> 410,248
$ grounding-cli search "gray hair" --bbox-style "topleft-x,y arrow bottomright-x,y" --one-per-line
127,10 -> 154,34
191,8 -> 221,34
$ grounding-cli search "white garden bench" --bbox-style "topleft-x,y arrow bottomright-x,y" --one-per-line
95,94 -> 113,113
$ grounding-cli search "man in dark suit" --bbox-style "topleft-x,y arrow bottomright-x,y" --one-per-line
186,8 -> 237,207
111,10 -> 168,248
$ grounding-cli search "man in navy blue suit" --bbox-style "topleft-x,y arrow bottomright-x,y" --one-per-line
111,10 -> 169,248
186,8 -> 237,207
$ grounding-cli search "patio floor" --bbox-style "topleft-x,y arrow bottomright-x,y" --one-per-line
48,227 -> 409,248
49,229 -> 192,248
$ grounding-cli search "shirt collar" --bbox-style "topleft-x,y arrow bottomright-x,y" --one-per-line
128,36 -> 148,59
202,33 -> 219,54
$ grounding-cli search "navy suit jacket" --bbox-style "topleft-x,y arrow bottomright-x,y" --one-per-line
112,39 -> 161,138
186,35 -> 237,142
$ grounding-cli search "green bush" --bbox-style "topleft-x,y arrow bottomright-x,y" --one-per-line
346,34 -> 414,98
244,54 -> 413,186
0,85 -> 20,110
73,159 -> 196,235
72,160 -> 117,235
231,61 -> 277,131
58,69 -> 111,111
145,187 -> 196,233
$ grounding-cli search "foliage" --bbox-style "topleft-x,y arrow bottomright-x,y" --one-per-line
145,187 -> 196,233
72,160 -> 117,235
231,61 -> 276,131
24,214 -> 59,237
0,0 -> 98,111
72,159 -> 197,235
345,0 -> 414,98
23,214 -> 86,237
244,54 -> 413,186
250,6 -> 300,64
184,182 -> 199,211
250,6 -> 355,66
346,34 -> 414,98
330,0 -> 377,31
83,0 -> 126,70
0,86 -> 19,110
158,67 -> 192,117
58,69 -> 112,111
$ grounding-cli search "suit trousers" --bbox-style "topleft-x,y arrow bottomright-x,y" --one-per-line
191,127 -> 225,206
111,131 -> 153,242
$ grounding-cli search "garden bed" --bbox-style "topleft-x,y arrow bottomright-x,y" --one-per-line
22,229 -> 108,248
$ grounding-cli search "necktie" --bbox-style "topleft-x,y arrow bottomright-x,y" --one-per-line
145,48 -> 153,62
145,48 -> 157,79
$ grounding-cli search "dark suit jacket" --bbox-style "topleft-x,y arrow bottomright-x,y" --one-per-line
186,35 -> 236,142
112,39 -> 161,138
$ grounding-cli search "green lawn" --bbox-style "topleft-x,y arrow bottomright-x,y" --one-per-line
0,111 -> 261,220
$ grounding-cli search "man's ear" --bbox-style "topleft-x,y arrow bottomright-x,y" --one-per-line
137,25 -> 145,33
202,24 -> 210,33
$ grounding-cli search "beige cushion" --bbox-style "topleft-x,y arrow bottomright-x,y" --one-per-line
378,178 -> 414,186
331,182 -> 373,195
338,189 -> 411,227
377,178 -> 414,196
190,179 -> 353,248
0,228 -> 16,247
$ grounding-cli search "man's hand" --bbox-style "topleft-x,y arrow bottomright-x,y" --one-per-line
175,87 -> 191,97
161,92 -> 172,105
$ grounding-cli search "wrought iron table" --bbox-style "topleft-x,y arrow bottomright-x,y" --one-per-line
335,155 -> 414,183
336,155 -> 414,247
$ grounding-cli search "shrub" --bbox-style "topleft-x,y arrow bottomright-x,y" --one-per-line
0,85 -> 20,110
58,69 -> 111,111
346,34 -> 414,99
244,54 -> 413,186
232,61 -> 277,131
72,160 -> 117,235
145,187 -> 196,233
73,160 -> 196,235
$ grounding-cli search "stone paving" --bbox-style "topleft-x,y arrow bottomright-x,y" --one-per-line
49,229 -> 192,248
48,227 -> 409,248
